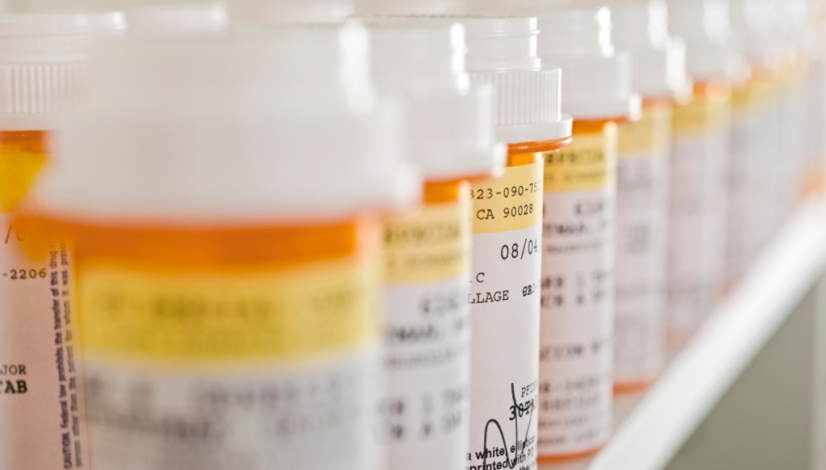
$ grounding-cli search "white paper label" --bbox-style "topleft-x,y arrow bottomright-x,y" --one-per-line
381,280 -> 469,470
667,134 -> 728,340
75,253 -> 380,470
668,93 -> 730,342
467,162 -> 543,470
614,105 -> 671,386
0,215 -> 89,470
777,74 -> 809,219
380,200 -> 471,470
537,131 -> 615,457
614,157 -> 669,383
84,354 -> 377,470
726,78 -> 780,283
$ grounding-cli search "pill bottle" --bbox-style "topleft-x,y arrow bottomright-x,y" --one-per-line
775,0 -> 814,212
727,0 -> 784,283
610,0 -> 690,388
665,0 -> 736,346
125,3 -> 227,34
18,25 -> 419,470
351,18 -> 505,470
462,15 -> 572,470
806,1 -> 826,195
531,6 -> 639,462
398,14 -> 571,470
0,12 -> 125,470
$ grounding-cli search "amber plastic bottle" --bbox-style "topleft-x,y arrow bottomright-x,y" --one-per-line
0,12 -> 125,470
534,6 -> 640,462
18,27 -> 418,470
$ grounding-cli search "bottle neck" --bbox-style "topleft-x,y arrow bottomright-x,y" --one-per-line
506,136 -> 573,166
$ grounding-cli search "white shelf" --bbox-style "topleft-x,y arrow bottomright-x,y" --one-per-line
541,199 -> 826,470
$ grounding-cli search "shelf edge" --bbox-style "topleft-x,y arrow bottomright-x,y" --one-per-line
588,201 -> 826,470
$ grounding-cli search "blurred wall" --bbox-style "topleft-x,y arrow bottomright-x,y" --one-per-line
665,281 -> 824,470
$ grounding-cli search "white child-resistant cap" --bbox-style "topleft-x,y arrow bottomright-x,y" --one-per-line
358,15 -> 572,145
774,0 -> 810,46
729,0 -> 781,69
535,6 -> 641,120
125,3 -> 227,35
668,0 -> 747,83
353,0 -> 465,15
773,0 -> 821,62
228,0 -> 353,25
0,12 -> 126,131
33,23 -> 420,226
460,15 -> 572,144
349,18 -> 505,180
611,0 -> 693,101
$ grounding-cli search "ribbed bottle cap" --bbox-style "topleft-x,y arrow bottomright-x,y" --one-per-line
729,0 -> 781,68
462,15 -> 572,143
774,0 -> 821,63
352,0 -> 465,15
668,0 -> 746,82
352,18 -> 505,179
381,15 -> 570,144
34,24 -> 420,226
228,0 -> 353,25
125,3 -> 227,35
611,0 -> 692,101
0,12 -> 125,131
535,6 -> 641,120
354,18 -> 469,90
775,0 -> 809,42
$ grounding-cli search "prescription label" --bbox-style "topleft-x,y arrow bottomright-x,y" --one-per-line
538,129 -> 616,457
380,199 -> 471,470
668,93 -> 731,343
614,104 -> 672,386
618,103 -> 672,155
466,161 -> 543,470
471,161 -> 543,235
79,258 -> 376,363
777,70 -> 809,223
672,93 -> 730,135
731,75 -> 775,112
0,219 -> 88,470
85,351 -> 379,470
544,132 -> 614,192
385,200 -> 470,284
78,256 -> 381,470
727,78 -> 780,283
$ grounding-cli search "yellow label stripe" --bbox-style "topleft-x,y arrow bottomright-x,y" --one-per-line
544,131 -> 615,192
618,103 -> 672,156
79,257 -> 377,364
470,161 -> 543,235
672,96 -> 731,135
384,200 -> 470,284
732,77 -> 775,112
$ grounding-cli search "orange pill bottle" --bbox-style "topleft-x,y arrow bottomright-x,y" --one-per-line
534,7 -> 639,462
0,13 -> 125,470
356,19 -> 505,470
441,15 -> 573,470
19,27 -> 419,470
